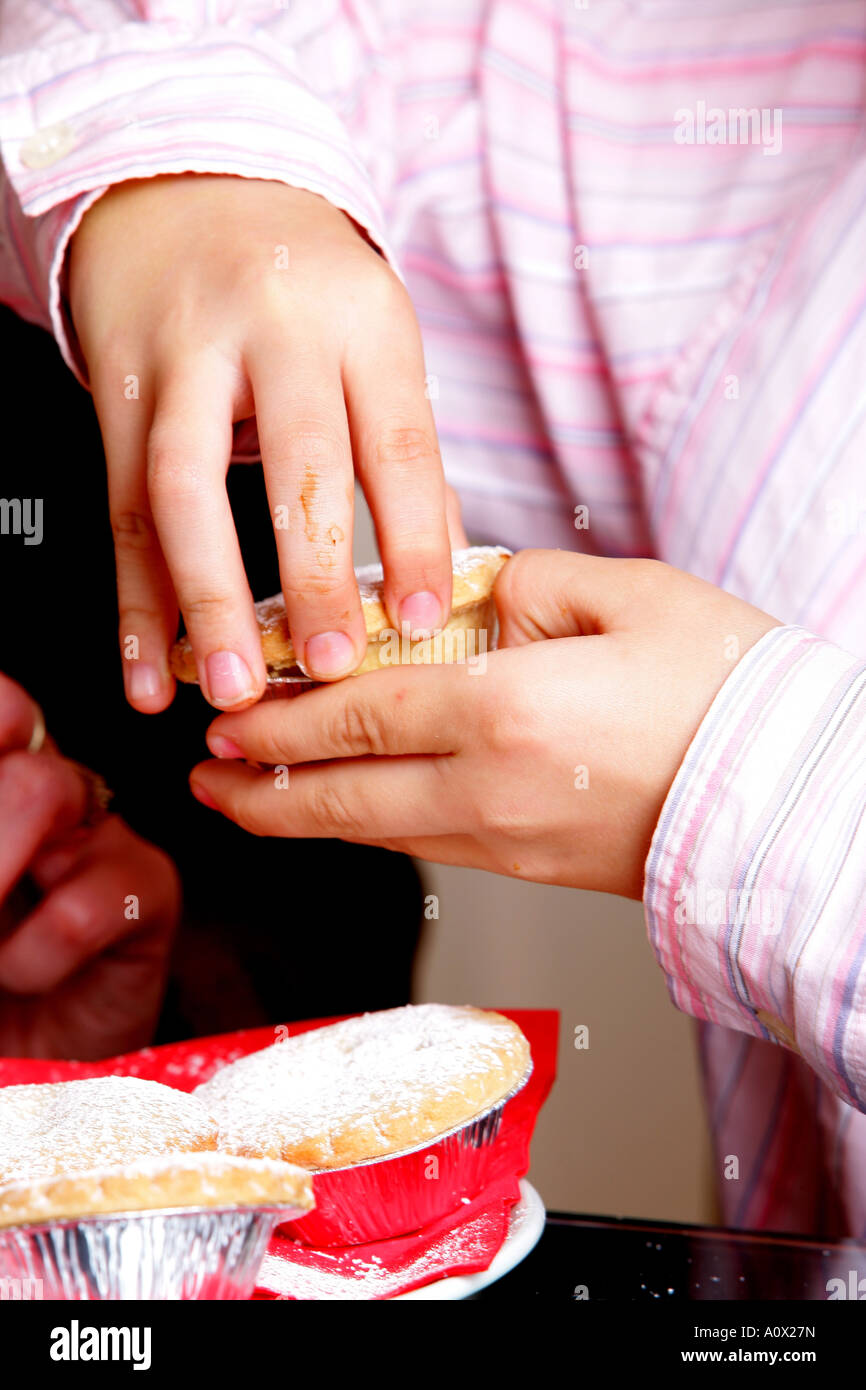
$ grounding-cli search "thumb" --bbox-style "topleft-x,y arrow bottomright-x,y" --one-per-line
494,548 -> 647,647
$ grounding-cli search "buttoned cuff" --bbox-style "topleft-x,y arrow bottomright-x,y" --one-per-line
644,624 -> 866,1107
0,22 -> 400,395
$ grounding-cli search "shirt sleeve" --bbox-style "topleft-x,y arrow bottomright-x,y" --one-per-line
0,0 -> 399,388
644,623 -> 866,1112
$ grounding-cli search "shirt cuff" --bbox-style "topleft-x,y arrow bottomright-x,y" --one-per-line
644,623 -> 866,1107
0,22 -> 401,390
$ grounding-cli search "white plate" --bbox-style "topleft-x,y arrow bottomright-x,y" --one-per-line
393,1180 -> 545,1300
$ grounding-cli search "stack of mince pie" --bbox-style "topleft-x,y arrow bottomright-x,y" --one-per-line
0,1004 -> 532,1295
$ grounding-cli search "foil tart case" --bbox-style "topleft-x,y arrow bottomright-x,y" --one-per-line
0,1203 -> 305,1301
0,1010 -> 558,1291
259,676 -> 315,700
279,1061 -> 533,1248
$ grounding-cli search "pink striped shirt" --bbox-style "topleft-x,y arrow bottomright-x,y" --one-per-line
3,0 -> 866,1236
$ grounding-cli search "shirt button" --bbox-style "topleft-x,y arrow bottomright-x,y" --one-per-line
19,122 -> 77,170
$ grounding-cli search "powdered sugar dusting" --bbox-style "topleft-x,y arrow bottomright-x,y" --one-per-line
195,1004 -> 529,1168
0,1150 -> 296,1202
0,1076 -> 217,1185
259,1194 -> 514,1300
258,1238 -> 468,1300
450,545 -> 511,578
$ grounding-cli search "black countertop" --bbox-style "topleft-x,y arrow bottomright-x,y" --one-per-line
476,1210 -> 866,1301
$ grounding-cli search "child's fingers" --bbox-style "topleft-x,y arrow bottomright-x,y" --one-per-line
145,358 -> 268,709
247,338 -> 367,680
92,375 -> 177,712
344,297 -> 452,638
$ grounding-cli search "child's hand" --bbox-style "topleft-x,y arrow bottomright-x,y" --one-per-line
68,174 -> 452,711
189,550 -> 780,900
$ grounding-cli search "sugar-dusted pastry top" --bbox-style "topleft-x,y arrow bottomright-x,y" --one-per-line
169,546 -> 511,683
0,1151 -> 313,1229
195,1004 -> 532,1170
0,1076 -> 218,1187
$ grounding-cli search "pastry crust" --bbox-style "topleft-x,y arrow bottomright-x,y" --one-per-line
0,1076 -> 218,1187
169,546 -> 511,684
0,1151 -> 313,1229
195,1004 -> 532,1170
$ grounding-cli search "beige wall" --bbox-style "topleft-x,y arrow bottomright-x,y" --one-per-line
415,871 -> 716,1224
354,492 -> 715,1225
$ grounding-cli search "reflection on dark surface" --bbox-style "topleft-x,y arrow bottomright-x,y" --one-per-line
478,1213 -> 866,1300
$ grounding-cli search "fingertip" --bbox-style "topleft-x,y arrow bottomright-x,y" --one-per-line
397,590 -> 445,640
189,776 -> 219,810
207,733 -> 245,759
125,662 -> 175,714
200,650 -> 265,710
302,629 -> 361,681
204,689 -> 264,714
127,675 -> 177,717
381,539 -> 453,640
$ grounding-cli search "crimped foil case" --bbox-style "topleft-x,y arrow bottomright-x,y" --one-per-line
0,1204 -> 301,1300
278,1063 -> 532,1248
260,676 -> 315,700
262,593 -> 498,699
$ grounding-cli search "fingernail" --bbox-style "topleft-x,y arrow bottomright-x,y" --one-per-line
399,591 -> 442,639
205,651 -> 256,706
128,662 -> 163,702
304,631 -> 357,678
209,734 -> 244,759
190,780 -> 218,810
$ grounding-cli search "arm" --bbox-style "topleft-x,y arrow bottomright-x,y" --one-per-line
645,623 -> 866,1111
0,0 -> 399,378
1,3 -> 452,714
